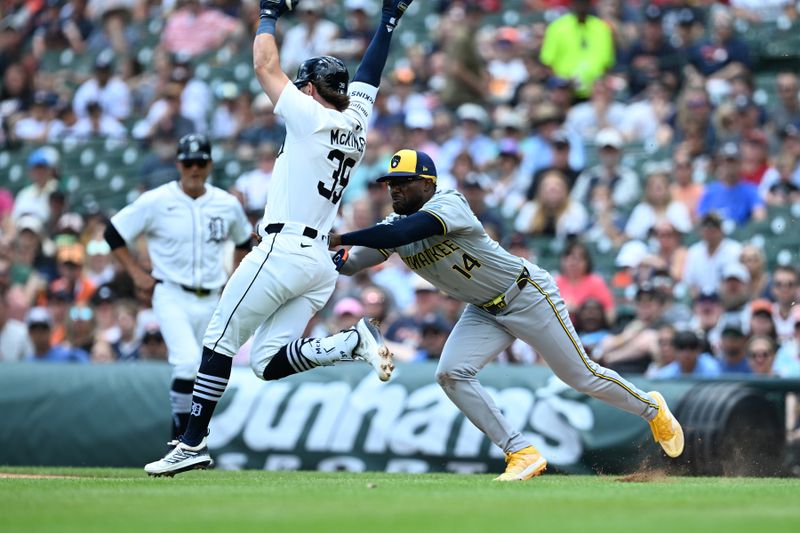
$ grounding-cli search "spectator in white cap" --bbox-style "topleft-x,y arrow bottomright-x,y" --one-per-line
624,162 -> 692,240
718,261 -> 752,330
438,103 -> 496,173
570,128 -> 640,209
11,147 -> 59,223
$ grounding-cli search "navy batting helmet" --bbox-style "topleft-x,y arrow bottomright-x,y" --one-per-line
176,133 -> 212,161
293,56 -> 349,96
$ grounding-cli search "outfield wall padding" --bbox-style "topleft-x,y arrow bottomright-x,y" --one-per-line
0,363 -> 792,475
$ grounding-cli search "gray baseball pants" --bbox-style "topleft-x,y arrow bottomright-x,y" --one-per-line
435,260 -> 659,454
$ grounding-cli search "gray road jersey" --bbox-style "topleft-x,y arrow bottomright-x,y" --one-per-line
383,189 -> 525,305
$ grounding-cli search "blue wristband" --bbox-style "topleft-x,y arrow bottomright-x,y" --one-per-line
257,16 -> 277,35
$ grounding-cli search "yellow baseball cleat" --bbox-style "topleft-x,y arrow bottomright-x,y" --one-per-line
494,445 -> 547,481
648,391 -> 685,458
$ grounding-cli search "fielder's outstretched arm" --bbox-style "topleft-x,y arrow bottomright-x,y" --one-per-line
337,247 -> 389,276
330,211 -> 442,250
352,0 -> 412,87
253,0 -> 293,105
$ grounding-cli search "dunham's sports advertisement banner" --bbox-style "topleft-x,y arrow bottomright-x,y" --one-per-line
0,363 -> 691,474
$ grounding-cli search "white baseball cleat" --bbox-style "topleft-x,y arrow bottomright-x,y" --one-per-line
145,437 -> 212,477
352,317 -> 394,381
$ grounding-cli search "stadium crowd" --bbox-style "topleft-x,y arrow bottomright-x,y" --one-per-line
1,0 -> 799,380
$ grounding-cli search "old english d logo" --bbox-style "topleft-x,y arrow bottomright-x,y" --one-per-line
390,155 -> 401,168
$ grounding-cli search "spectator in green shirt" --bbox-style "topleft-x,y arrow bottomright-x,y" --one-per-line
539,0 -> 615,99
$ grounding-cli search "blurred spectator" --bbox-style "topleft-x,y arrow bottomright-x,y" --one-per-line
169,55 -> 213,135
739,244 -> 770,301
740,134 -> 769,185
26,306 -> 89,363
697,141 -> 766,226
769,266 -> 800,342
90,338 -> 115,363
687,7 -> 750,85
1,62 -> 34,124
670,147 -> 704,223
653,329 -> 721,379
775,316 -> 800,377
623,4 -> 681,97
210,82 -> 244,141
0,290 -> 31,362
133,82 -> 195,141
279,0 -> 339,74
620,80 -> 675,145
570,128 -> 640,209
486,139 -> 527,219
528,129 -> 580,198
574,298 -> 610,359
13,90 -> 58,142
682,212 -> 743,295
650,220 -> 688,282
11,147 -> 58,223
330,297 -> 364,333
624,164 -> 692,241
646,324 -> 677,378
440,3 -> 487,109
772,71 -> 800,133
91,284 -> 118,343
689,289 -> 724,350
515,169 -> 588,240
47,243 -> 96,306
487,27 -> 527,105
73,52 -> 132,121
138,131 -> 181,191
358,285 -> 393,329
718,262 -> 752,327
111,300 -> 140,361
67,303 -> 96,354
554,240 -> 614,323
232,144 -> 275,223
520,103 -> 585,181
673,86 -> 716,156
85,238 -> 114,287
718,321 -> 751,374
329,0 -> 375,61
72,100 -> 128,140
748,299 -> 778,339
597,283 -> 665,374
758,152 -> 800,206
460,174 -> 504,241
161,0 -> 242,58
539,0 -> 615,99
565,78 -> 626,141
86,1 -> 140,55
139,323 -> 167,360
385,277 -> 441,346
413,315 -> 452,362
238,93 -> 286,148
746,335 -> 779,376
439,104 -> 496,174
730,0 -> 794,24
31,0 -> 93,59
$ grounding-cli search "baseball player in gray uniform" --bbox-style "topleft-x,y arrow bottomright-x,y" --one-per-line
329,149 -> 685,481
144,0 -> 412,476
104,133 -> 253,442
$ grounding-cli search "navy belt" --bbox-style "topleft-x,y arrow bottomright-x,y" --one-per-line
154,279 -> 215,297
265,223 -> 318,240
479,268 -> 529,316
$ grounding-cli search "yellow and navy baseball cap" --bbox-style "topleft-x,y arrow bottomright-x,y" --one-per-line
377,149 -> 437,183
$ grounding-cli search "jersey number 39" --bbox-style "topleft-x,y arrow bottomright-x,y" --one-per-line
318,149 -> 356,204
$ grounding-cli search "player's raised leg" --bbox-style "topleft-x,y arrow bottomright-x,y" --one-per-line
435,308 -> 547,481
506,265 -> 684,458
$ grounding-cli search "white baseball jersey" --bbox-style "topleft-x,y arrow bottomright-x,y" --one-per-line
266,81 -> 377,233
111,181 -> 252,289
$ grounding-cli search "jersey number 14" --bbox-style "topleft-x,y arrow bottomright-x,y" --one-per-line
318,149 -> 356,204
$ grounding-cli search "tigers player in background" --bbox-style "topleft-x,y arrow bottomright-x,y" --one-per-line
329,149 -> 685,481
104,133 -> 252,443
144,0 -> 413,476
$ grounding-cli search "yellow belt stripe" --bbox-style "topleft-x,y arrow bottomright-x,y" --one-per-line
523,277 -> 658,410
378,248 -> 391,259
419,209 -> 448,235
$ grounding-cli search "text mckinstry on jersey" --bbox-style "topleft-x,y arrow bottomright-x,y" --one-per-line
330,129 -> 366,153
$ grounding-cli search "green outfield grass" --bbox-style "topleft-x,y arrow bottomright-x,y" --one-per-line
1,468 -> 799,533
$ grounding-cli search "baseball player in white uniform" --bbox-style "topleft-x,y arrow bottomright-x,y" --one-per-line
329,149 -> 685,481
144,0 -> 412,476
104,133 -> 252,442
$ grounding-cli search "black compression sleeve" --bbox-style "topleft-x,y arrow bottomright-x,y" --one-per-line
235,239 -> 251,250
340,212 -> 443,249
103,223 -> 126,250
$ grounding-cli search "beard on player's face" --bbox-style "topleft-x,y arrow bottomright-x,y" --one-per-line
390,180 -> 430,215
